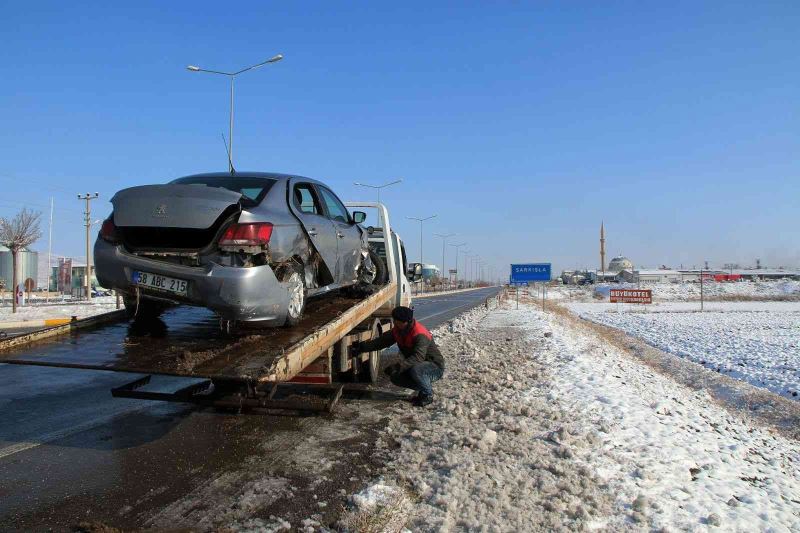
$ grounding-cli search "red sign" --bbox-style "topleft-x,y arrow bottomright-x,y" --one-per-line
610,289 -> 652,304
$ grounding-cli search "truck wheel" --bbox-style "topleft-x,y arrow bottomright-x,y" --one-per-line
359,319 -> 384,383
284,265 -> 306,326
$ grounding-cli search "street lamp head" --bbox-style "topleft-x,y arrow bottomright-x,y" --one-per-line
267,54 -> 284,63
187,65 -> 201,71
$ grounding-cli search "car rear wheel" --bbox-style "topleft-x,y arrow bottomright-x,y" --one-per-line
284,266 -> 306,326
123,294 -> 166,321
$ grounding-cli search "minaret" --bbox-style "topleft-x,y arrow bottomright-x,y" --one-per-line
600,222 -> 606,280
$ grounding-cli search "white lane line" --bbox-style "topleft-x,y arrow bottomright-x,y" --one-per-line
0,403 -> 154,460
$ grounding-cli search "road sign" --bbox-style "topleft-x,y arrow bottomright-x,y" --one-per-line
610,289 -> 652,304
510,263 -> 551,283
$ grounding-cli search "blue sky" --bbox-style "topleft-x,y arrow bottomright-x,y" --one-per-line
1,1 -> 798,277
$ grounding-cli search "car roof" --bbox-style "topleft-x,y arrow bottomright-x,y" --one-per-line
174,172 -> 325,187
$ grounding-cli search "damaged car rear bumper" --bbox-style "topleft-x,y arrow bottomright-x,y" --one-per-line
94,239 -> 290,324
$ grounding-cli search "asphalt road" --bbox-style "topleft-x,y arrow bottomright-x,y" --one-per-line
0,286 -> 500,531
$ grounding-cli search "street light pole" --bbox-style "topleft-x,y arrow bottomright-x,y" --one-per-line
353,179 -> 403,204
187,54 -> 283,173
78,192 -> 99,301
464,253 -> 473,286
449,242 -> 466,286
406,215 -> 437,265
435,233 -> 455,289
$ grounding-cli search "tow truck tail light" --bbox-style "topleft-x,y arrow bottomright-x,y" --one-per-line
219,222 -> 273,247
99,218 -> 119,243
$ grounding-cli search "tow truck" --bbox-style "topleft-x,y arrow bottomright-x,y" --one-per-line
0,202 -> 424,412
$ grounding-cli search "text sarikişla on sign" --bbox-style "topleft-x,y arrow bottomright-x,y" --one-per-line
609,289 -> 652,304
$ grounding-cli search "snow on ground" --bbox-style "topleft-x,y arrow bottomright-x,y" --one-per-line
569,302 -> 800,400
0,296 -> 119,322
548,279 -> 800,303
345,301 -> 800,532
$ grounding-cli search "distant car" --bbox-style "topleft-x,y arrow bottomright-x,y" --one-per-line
95,172 -> 382,327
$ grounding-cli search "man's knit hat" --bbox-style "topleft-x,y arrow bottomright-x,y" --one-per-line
391,306 -> 414,322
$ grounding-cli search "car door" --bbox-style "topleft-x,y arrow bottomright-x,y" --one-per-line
316,185 -> 363,285
287,181 -> 339,284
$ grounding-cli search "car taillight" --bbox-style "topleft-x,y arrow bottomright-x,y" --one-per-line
219,223 -> 273,247
99,218 -> 119,243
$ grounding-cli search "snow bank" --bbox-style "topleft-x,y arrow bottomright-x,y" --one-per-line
539,305 -> 800,531
352,301 -> 800,531
548,279 -> 800,303
570,302 -> 800,400
0,296 -> 119,322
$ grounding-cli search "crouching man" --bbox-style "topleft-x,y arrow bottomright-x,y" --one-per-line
351,306 -> 444,407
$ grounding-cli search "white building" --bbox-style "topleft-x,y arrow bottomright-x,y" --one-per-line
619,269 -> 683,284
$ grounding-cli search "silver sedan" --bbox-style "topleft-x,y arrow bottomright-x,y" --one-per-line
95,172 -> 383,327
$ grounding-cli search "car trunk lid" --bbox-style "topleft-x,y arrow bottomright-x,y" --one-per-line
112,184 -> 243,228
111,184 -> 243,251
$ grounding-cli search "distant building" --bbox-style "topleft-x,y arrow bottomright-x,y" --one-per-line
619,269 -> 682,284
49,261 -> 99,294
0,245 -> 39,290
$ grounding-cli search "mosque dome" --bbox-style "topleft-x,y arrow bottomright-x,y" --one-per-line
608,255 -> 633,272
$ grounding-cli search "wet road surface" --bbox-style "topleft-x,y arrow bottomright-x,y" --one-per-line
0,286 -> 499,531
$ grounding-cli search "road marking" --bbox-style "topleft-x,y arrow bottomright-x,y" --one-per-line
417,291 -> 499,323
0,402 -> 154,460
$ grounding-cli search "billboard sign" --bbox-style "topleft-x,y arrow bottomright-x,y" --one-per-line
510,263 -> 551,283
58,258 -> 72,293
610,289 -> 652,304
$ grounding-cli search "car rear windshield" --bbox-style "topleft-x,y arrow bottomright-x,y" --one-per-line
170,176 -> 277,207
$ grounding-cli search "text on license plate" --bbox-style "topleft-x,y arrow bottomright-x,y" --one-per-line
131,271 -> 188,296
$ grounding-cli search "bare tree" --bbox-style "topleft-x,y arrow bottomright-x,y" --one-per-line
0,208 -> 42,313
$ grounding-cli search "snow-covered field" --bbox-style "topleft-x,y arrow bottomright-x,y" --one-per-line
345,302 -> 800,531
548,279 -> 800,303
0,296 -> 119,322
570,302 -> 800,400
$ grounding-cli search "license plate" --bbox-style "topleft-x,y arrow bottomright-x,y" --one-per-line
131,270 -> 188,297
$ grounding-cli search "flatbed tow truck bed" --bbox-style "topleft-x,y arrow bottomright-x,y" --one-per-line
1,283 -> 392,381
0,202 -> 415,412
0,283 -> 399,412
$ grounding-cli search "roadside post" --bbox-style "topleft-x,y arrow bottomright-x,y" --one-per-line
700,268 -> 704,312
510,263 -> 551,312
542,284 -> 547,311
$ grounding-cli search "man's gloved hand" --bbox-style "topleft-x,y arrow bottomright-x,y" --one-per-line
350,341 -> 363,356
384,363 -> 401,377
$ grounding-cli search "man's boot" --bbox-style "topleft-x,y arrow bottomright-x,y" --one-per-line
412,393 -> 433,407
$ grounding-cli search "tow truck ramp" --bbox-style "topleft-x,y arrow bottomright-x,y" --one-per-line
0,202 -> 417,413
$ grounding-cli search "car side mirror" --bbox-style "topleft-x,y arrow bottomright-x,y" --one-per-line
352,211 -> 367,224
406,262 -> 423,282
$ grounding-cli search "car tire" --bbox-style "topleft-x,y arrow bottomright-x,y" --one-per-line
123,295 -> 166,320
360,249 -> 388,286
283,265 -> 307,327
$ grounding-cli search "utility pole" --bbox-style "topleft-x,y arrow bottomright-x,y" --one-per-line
47,197 -> 53,301
435,233 -> 455,289
78,193 -> 99,301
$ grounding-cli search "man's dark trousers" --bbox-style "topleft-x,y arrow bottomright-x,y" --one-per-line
390,362 -> 444,398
